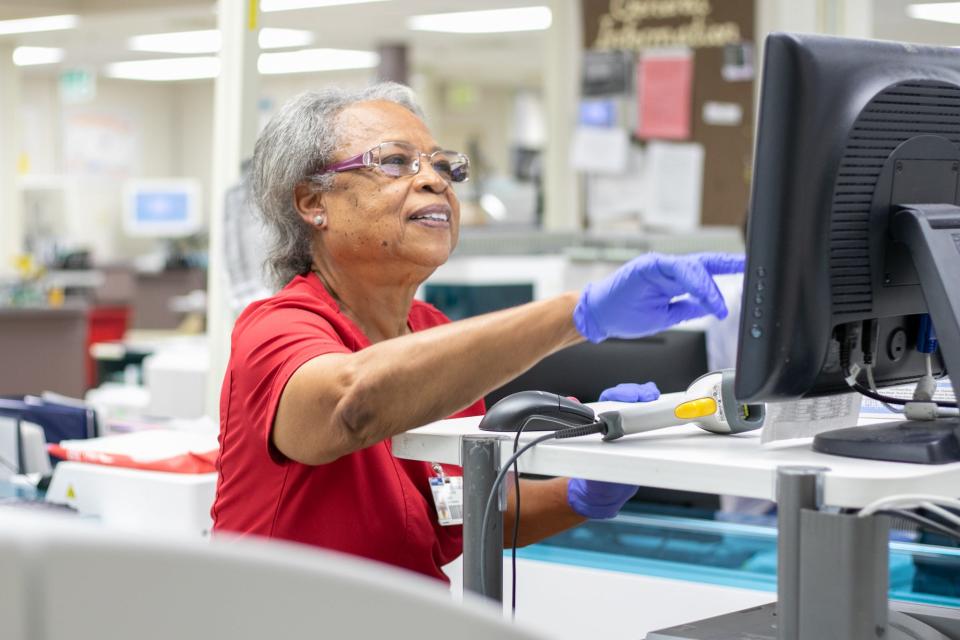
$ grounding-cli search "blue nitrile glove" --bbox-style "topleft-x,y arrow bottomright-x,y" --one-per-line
573,252 -> 745,343
567,382 -> 660,519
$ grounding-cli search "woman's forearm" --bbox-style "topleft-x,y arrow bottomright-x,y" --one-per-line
504,478 -> 586,548
275,292 -> 583,463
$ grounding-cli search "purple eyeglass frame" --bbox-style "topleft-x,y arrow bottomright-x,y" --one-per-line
318,141 -> 469,182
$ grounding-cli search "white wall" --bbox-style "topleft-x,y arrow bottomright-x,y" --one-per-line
19,69 -> 523,263
21,76 -> 180,261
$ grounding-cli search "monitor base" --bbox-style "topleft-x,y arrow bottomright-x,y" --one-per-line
812,419 -> 960,464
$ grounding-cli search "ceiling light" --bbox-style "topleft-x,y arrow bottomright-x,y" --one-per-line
258,48 -> 378,74
129,28 -> 314,54
907,2 -> 960,23
105,57 -> 220,82
261,0 -> 389,12
408,7 -> 552,34
128,30 -> 219,54
258,28 -> 315,49
12,46 -> 64,66
0,14 -> 78,35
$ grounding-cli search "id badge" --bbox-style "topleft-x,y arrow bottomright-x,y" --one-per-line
429,464 -> 463,526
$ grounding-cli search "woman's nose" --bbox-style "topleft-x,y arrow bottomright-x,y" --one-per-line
413,159 -> 449,193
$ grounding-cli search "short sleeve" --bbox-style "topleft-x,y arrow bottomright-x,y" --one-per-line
229,302 -> 352,464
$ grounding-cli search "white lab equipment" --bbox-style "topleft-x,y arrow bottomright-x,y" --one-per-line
45,463 -> 216,537
0,511 -> 548,640
142,336 -> 209,419
44,430 -> 219,537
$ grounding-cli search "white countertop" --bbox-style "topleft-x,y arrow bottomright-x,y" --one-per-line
392,402 -> 960,509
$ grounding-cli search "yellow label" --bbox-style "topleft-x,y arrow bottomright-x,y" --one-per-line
674,397 -> 717,420
66,484 -> 76,500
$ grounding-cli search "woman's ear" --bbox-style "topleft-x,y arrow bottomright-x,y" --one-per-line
294,183 -> 326,227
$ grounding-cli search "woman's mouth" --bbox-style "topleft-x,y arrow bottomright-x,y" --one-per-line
407,205 -> 452,228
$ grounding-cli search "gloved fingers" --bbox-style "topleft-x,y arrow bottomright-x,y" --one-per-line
653,257 -> 726,317
676,260 -> 728,318
568,478 -> 639,518
666,298 -> 716,324
694,252 -> 746,276
579,479 -> 639,502
599,382 -> 661,402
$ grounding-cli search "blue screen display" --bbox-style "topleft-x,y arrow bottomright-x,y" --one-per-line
135,191 -> 189,222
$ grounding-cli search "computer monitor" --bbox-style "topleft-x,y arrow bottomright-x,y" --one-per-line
122,179 -> 202,238
735,32 -> 960,464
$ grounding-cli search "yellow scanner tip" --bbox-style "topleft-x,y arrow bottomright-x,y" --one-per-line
674,397 -> 717,420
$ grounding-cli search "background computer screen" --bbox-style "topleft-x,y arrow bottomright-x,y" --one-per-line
123,179 -> 202,238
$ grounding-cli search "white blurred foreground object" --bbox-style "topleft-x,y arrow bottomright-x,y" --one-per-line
0,511 -> 547,640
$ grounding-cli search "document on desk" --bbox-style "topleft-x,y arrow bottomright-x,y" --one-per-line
761,393 -> 862,444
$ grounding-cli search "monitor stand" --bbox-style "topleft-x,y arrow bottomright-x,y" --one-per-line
814,205 -> 960,464
814,419 -> 960,464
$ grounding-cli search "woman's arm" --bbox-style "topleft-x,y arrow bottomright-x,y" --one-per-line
505,478 -> 585,548
273,292 -> 583,465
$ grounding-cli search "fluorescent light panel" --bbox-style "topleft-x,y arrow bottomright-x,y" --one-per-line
128,28 -> 314,54
105,57 -> 220,81
0,14 -> 78,35
107,48 -> 376,80
907,2 -> 960,23
13,46 -> 64,66
261,0 -> 389,12
258,48 -> 379,74
408,6 -> 552,33
259,28 -> 314,49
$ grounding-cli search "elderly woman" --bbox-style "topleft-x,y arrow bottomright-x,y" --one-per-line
212,83 -> 742,581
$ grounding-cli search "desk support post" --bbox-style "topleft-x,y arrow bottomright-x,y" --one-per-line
461,435 -> 504,602
776,466 -> 824,640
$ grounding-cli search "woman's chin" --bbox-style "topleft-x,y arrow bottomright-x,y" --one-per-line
404,244 -> 453,270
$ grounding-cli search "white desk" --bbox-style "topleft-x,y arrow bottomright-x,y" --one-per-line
393,402 -> 960,509
393,403 -> 960,639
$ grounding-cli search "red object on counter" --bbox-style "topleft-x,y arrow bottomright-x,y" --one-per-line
86,306 -> 130,388
48,443 -> 217,474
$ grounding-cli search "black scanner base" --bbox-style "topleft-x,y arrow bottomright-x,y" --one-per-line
813,419 -> 960,464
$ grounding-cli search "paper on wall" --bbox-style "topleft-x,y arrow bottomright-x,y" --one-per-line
702,101 -> 743,127
587,147 -> 646,222
761,393 -> 863,444
570,125 -> 630,174
643,141 -> 703,231
636,49 -> 694,140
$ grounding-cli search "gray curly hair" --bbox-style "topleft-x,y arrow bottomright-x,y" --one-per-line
250,82 -> 425,289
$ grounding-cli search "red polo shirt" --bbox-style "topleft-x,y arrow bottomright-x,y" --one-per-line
212,273 -> 484,581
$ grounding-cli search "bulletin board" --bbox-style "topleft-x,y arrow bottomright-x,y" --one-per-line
581,0 -> 755,227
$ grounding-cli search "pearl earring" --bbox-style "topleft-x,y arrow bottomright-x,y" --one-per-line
313,214 -> 325,226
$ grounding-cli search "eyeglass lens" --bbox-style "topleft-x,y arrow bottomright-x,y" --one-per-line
377,142 -> 468,183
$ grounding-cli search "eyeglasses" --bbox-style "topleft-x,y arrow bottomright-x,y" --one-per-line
318,141 -> 470,184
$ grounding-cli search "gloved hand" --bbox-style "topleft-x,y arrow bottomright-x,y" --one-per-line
573,252 -> 745,343
567,382 -> 660,519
